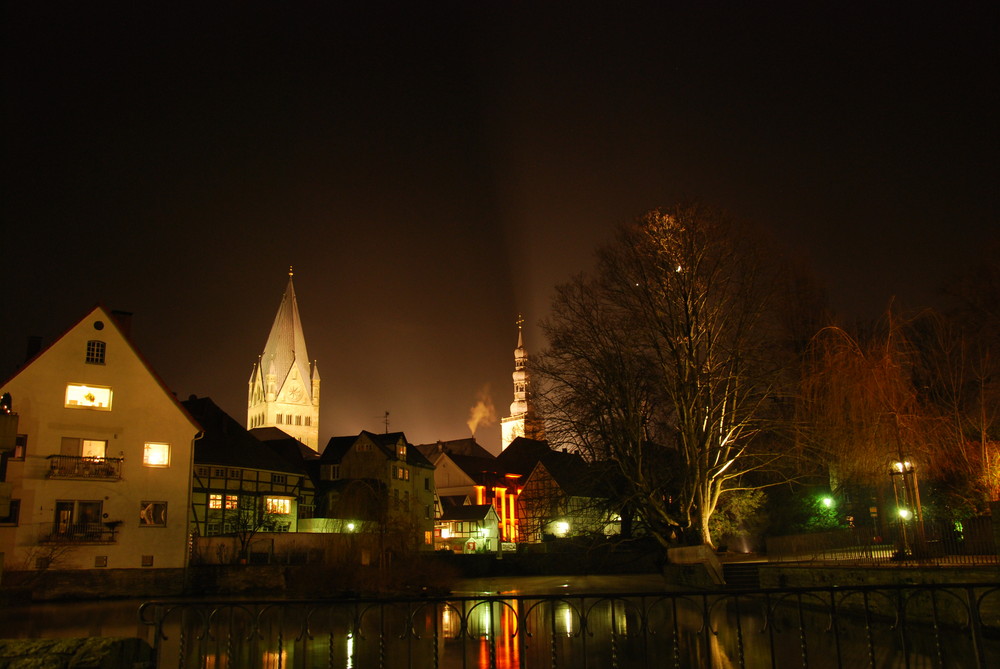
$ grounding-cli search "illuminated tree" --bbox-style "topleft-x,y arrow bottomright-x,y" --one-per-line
537,204 -> 794,548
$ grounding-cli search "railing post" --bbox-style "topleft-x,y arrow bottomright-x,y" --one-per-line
966,586 -> 988,669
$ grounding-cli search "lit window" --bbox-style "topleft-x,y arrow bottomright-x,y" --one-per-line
209,494 -> 223,509
85,340 -> 106,364
425,531 -> 433,545
265,497 -> 291,514
143,442 -> 170,467
65,384 -> 113,410
139,501 -> 167,526
81,439 -> 107,459
225,495 -> 239,509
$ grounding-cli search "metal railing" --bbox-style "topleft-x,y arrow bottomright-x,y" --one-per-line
46,455 -> 123,480
41,522 -> 118,543
766,517 -> 998,566
139,582 -> 1000,668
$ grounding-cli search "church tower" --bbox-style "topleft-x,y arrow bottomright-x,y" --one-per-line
247,268 -> 320,450
500,315 -> 545,451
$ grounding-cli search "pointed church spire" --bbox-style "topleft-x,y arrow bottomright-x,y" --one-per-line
247,269 -> 321,450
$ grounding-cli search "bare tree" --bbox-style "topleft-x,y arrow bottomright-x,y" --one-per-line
537,204 -> 793,548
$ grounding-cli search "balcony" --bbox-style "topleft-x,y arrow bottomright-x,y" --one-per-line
46,455 -> 123,480
40,522 -> 119,544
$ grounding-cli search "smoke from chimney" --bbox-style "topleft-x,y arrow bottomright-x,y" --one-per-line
466,385 -> 497,436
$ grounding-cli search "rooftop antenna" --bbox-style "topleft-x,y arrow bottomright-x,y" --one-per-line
384,410 -> 390,433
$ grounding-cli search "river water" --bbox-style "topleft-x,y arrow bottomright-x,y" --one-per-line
1,574 -> 996,667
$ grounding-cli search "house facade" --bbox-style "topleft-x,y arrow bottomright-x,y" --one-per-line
518,451 -> 620,542
0,307 -> 201,571
435,504 -> 500,553
183,396 -> 314,539
417,439 -> 522,545
311,431 -> 436,551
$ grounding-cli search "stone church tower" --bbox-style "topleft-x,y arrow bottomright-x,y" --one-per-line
500,316 -> 545,451
247,268 -> 320,450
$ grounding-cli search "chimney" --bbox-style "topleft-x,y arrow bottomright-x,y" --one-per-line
111,310 -> 133,336
25,336 -> 42,361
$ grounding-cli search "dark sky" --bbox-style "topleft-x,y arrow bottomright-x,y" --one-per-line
2,3 -> 997,454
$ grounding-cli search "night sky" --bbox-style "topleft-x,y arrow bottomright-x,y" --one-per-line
2,3 -> 996,454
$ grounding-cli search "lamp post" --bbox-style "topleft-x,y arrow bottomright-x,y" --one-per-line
889,459 -> 923,557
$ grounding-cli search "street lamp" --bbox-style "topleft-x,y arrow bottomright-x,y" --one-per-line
889,459 -> 923,557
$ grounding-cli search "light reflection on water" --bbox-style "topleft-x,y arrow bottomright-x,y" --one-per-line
1,577 -> 996,668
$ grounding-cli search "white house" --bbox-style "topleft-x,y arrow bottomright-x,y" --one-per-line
0,306 -> 201,571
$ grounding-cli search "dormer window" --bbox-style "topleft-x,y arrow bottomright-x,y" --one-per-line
86,340 -> 106,365
397,442 -> 406,460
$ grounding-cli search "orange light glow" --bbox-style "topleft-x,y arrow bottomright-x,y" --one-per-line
494,487 -> 507,540
474,485 -> 485,505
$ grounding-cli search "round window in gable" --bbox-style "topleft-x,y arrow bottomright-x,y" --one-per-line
94,321 -> 105,330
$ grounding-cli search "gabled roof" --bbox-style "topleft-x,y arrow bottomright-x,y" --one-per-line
496,437 -> 552,479
440,495 -> 471,509
415,437 -> 494,460
439,504 -> 498,522
319,430 -> 434,469
250,427 -> 320,473
183,396 -> 303,475
0,304 -> 201,433
530,450 -> 609,498
448,453 -> 507,482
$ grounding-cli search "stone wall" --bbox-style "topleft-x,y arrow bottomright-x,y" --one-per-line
0,637 -> 153,668
1,568 -> 187,602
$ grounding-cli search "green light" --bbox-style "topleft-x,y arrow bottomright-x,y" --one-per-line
898,508 -> 912,520
821,497 -> 834,508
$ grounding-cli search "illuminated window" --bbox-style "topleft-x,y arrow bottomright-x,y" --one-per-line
425,531 -> 433,545
143,442 -> 170,467
139,501 -> 167,526
225,495 -> 239,509
65,384 -> 113,410
85,340 -> 106,364
81,439 -> 107,459
209,494 -> 223,509
265,497 -> 291,514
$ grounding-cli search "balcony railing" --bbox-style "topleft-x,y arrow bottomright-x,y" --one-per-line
40,522 -> 118,544
46,455 -> 123,480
